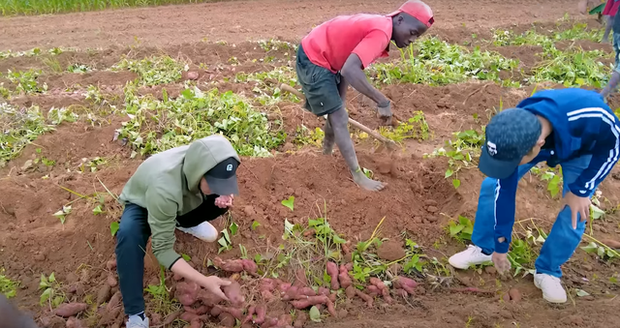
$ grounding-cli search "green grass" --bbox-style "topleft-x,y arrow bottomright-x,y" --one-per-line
0,0 -> 218,16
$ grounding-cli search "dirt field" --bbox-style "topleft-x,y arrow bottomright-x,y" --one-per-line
1,0 -> 620,327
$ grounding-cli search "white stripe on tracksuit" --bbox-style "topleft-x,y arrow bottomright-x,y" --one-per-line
567,107 -> 620,191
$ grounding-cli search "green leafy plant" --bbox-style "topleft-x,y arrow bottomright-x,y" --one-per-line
145,266 -> 177,315
67,63 -> 92,73
39,273 -> 64,308
582,241 -> 618,260
113,55 -> 186,86
281,196 -> 295,211
447,215 -> 474,242
369,37 -> 519,86
426,128 -> 485,188
379,111 -> 430,142
0,268 -> 18,298
234,66 -> 300,106
2,69 -> 47,95
110,222 -> 120,236
117,85 -> 286,157
53,205 -> 72,224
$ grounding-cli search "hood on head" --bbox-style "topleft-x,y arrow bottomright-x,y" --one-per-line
182,135 -> 241,194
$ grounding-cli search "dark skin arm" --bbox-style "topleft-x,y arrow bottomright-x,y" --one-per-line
341,54 -> 389,107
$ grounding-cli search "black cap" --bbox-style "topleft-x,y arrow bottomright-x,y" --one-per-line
204,157 -> 240,196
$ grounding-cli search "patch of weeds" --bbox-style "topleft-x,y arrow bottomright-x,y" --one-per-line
113,56 -> 187,86
42,57 -> 63,74
78,156 -> 107,173
2,69 -> 47,95
492,22 -> 603,49
0,47 -> 66,59
256,39 -> 296,52
234,66 -> 300,106
0,268 -> 19,298
67,63 -> 93,73
145,266 -> 179,315
379,111 -> 430,143
507,238 -> 536,277
529,49 -> 611,88
117,85 -> 286,157
48,106 -> 79,125
425,128 -> 485,188
39,273 -> 65,308
293,125 -> 324,147
369,37 -> 519,86
0,103 -> 55,165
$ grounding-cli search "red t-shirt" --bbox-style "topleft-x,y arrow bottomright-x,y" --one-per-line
301,14 -> 392,73
603,0 -> 620,16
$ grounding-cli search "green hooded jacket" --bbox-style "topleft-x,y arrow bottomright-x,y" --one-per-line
119,135 -> 240,269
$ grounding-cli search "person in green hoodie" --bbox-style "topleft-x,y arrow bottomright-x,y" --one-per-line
116,135 -> 241,328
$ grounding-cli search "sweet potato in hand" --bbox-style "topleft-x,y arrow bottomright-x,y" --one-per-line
326,262 -> 339,290
176,281 -> 200,306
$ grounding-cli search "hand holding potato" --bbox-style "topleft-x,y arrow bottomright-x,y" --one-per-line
200,276 -> 231,301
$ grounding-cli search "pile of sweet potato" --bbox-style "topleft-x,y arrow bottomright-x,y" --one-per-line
172,257 -> 420,328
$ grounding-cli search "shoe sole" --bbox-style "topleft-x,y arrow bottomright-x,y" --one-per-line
448,257 -> 492,270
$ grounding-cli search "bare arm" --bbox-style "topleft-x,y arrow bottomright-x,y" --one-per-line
341,54 -> 389,106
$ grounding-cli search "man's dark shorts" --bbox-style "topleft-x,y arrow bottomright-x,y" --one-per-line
295,44 -> 343,117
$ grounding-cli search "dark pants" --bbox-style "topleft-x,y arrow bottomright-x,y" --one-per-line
295,44 -> 343,117
115,195 -> 227,316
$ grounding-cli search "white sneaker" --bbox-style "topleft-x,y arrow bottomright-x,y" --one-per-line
534,273 -> 567,303
448,245 -> 493,269
177,221 -> 218,242
127,315 -> 149,328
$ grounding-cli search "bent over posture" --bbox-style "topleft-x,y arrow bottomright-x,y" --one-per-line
449,88 -> 620,303
296,0 -> 434,191
116,135 -> 240,327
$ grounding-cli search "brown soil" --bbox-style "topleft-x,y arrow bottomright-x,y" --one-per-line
2,0 -> 620,328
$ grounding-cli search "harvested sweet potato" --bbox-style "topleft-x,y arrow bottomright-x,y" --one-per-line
210,306 -> 222,317
96,284 -> 111,305
181,312 -> 202,322
278,281 -> 292,293
215,305 -> 243,320
213,257 -> 244,273
106,259 -> 117,271
106,291 -> 122,311
318,287 -> 330,296
344,263 -> 353,271
243,306 -> 256,324
106,275 -> 118,287
278,314 -> 293,326
293,311 -> 308,328
364,285 -> 380,297
151,313 -> 162,325
291,295 -> 329,309
338,265 -> 352,288
355,289 -> 374,307
53,303 -> 88,317
369,278 -> 393,304
326,262 -> 339,290
176,281 -> 200,306
261,317 -> 278,328
393,276 -> 417,295
255,305 -> 267,324
299,287 -> 316,297
328,293 -> 336,303
345,286 -> 356,298
282,286 -> 299,301
163,310 -> 182,326
67,283 -> 85,297
190,319 -> 202,328
241,259 -> 258,275
197,288 -> 224,306
394,288 -> 408,298
222,279 -> 245,306
508,288 -> 522,302
218,312 -> 236,327
602,239 -> 620,249
66,316 -> 85,328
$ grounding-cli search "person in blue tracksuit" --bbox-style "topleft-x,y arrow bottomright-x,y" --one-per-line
449,88 -> 620,303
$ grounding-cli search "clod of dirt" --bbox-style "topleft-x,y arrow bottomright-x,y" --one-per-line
40,315 -> 66,328
187,71 -> 199,80
219,312 -> 236,327
377,240 -> 406,261
67,283 -> 85,296
484,266 -> 497,275
106,259 -> 117,271
293,311 -> 308,328
34,253 -> 46,261
566,315 -> 584,326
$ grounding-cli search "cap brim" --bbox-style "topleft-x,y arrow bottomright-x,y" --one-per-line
205,174 -> 239,196
478,145 -> 521,179
387,10 -> 401,17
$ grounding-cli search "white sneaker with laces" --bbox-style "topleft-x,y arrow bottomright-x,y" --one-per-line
534,272 -> 567,303
127,315 -> 149,328
177,221 -> 218,242
448,245 -> 493,269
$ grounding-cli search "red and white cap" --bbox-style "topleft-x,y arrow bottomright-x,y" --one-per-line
388,0 -> 434,28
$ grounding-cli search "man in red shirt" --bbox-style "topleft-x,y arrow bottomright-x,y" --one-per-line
296,0 -> 434,191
